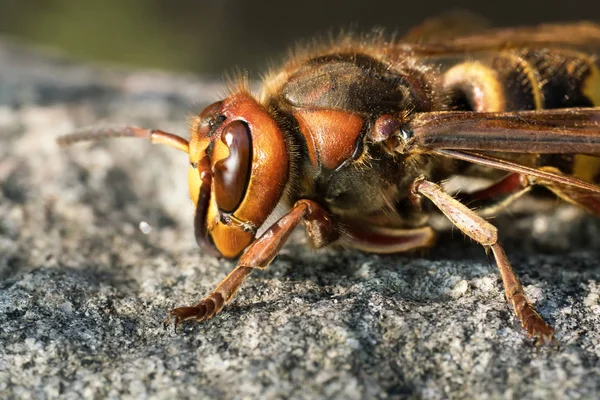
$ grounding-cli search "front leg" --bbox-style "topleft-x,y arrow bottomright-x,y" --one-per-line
411,177 -> 555,345
164,200 -> 339,330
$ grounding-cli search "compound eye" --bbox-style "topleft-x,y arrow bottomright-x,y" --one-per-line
213,121 -> 252,213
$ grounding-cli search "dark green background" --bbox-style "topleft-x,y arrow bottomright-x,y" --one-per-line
0,0 -> 598,77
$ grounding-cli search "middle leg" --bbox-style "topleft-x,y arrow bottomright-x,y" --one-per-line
411,177 -> 555,345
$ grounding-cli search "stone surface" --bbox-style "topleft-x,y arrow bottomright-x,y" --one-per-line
1,40 -> 600,400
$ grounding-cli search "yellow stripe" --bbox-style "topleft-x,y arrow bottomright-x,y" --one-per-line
443,61 -> 505,112
577,56 -> 600,183
583,57 -> 600,106
573,154 -> 600,183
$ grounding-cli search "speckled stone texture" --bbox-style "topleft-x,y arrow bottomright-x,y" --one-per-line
1,40 -> 600,400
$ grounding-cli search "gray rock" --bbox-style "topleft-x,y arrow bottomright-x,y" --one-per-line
1,39 -> 600,400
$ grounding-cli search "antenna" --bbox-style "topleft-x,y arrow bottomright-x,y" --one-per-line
56,125 -> 189,153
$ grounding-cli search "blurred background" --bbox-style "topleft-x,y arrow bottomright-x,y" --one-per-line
0,0 -> 599,78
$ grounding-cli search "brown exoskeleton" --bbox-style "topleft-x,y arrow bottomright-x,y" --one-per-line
58,16 -> 600,345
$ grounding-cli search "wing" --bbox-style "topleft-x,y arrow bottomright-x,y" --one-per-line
409,107 -> 600,154
401,12 -> 491,42
406,107 -> 600,193
435,149 -> 600,194
392,22 -> 600,56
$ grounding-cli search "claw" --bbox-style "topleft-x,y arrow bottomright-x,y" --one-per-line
163,306 -> 201,332
162,315 -> 174,331
163,293 -> 227,331
527,318 -> 556,347
510,291 -> 555,346
532,329 -> 557,347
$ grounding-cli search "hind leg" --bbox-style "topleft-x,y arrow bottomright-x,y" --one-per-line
461,168 -> 600,217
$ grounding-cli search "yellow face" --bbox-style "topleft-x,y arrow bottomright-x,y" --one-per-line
188,164 -> 201,207
187,93 -> 289,259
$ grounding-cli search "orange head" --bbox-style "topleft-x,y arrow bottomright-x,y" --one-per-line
187,93 -> 289,258
57,92 -> 290,259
